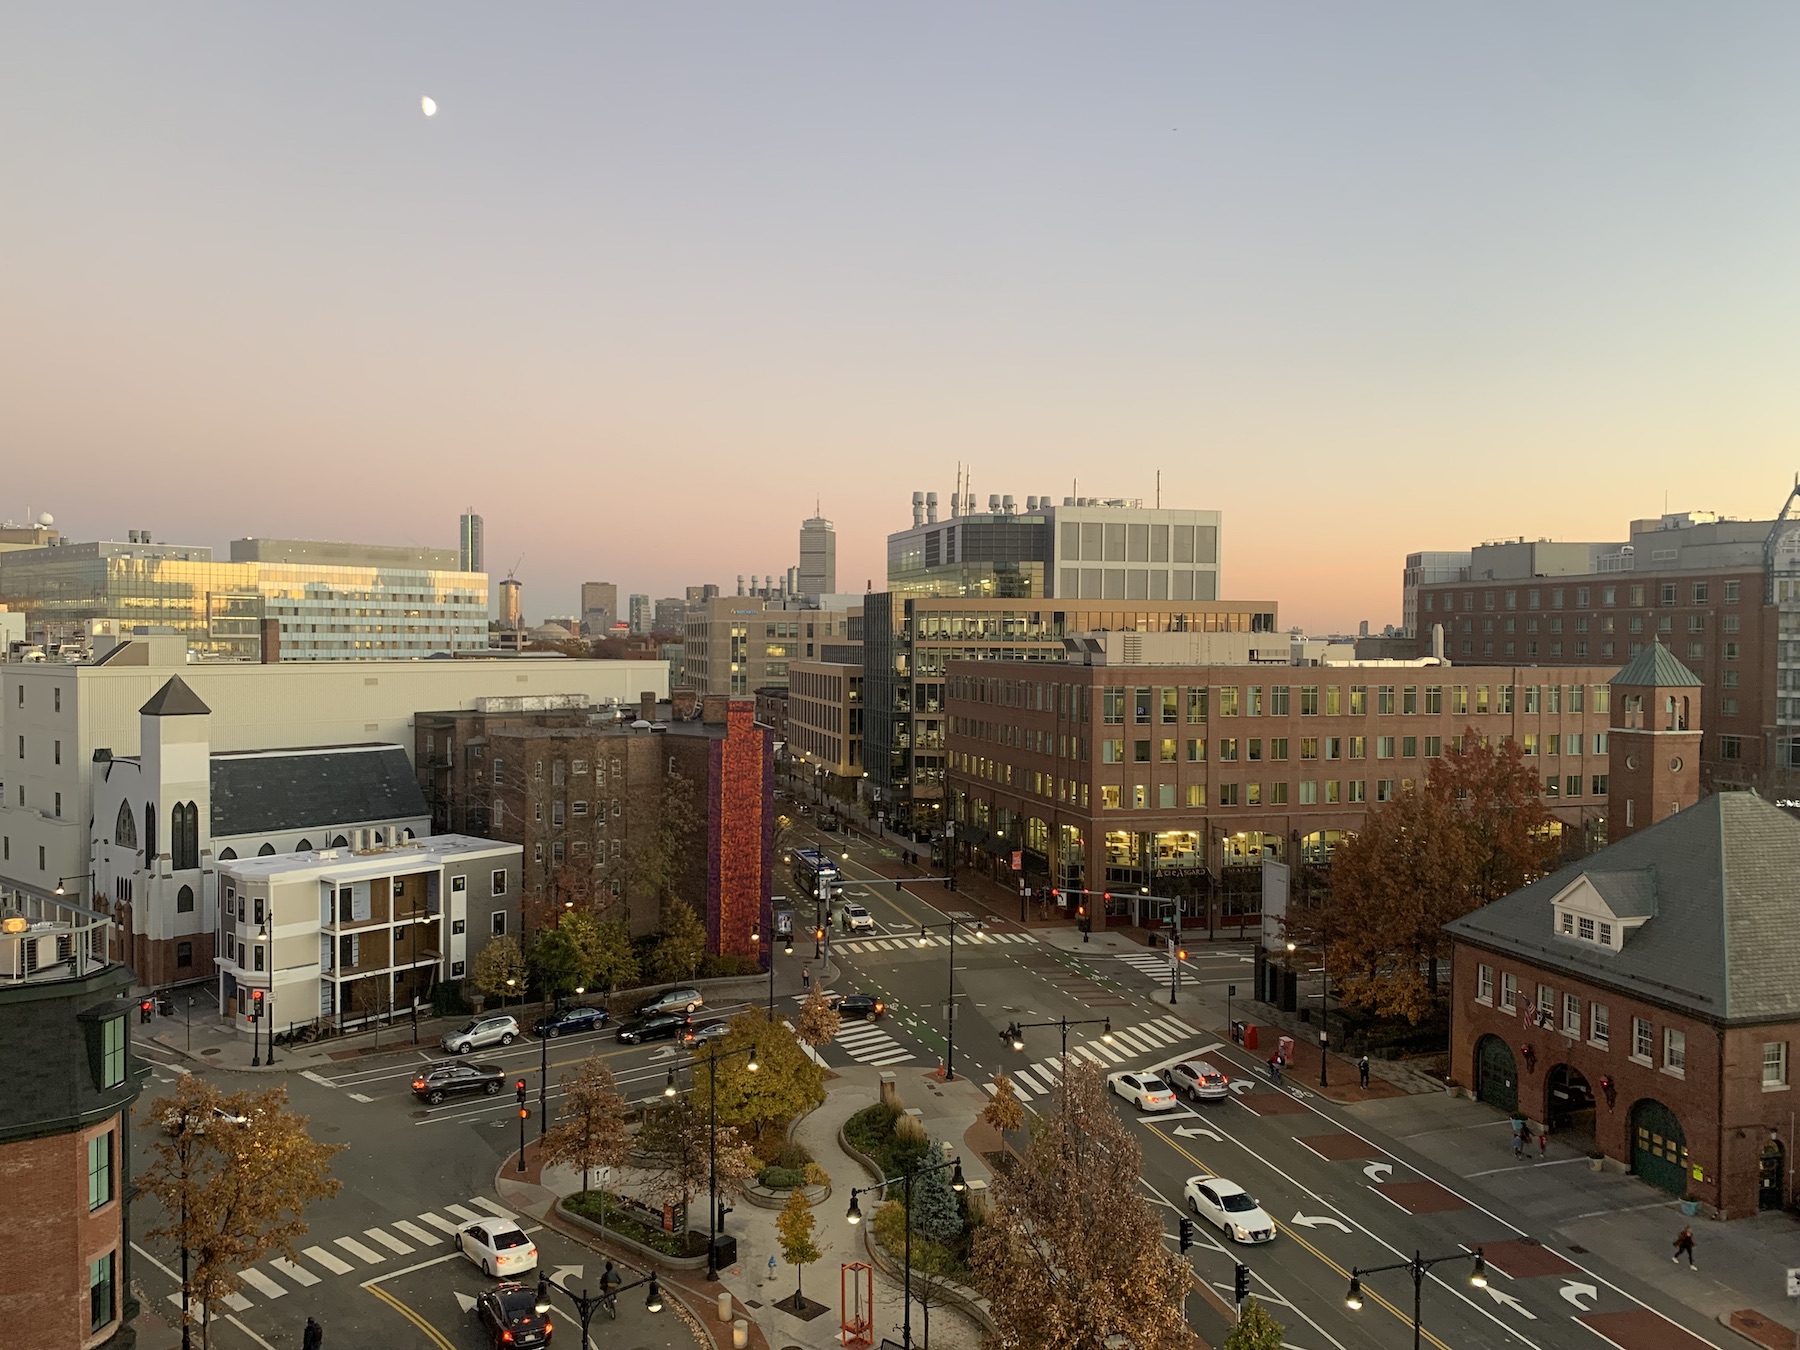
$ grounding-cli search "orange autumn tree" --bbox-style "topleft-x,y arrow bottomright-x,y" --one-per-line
1287,729 -> 1558,1023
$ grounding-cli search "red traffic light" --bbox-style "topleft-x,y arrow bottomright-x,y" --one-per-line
518,1107 -> 528,1120
251,988 -> 264,1003
1102,891 -> 1111,902
1176,948 -> 1189,961
140,998 -> 153,1012
1076,904 -> 1086,917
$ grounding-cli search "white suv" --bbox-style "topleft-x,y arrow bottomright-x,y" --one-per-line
840,903 -> 875,932
442,1014 -> 519,1054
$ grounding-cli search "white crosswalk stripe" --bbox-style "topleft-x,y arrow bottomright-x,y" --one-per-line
333,1236 -> 386,1265
419,1212 -> 461,1235
833,1021 -> 915,1066
1116,952 -> 1174,977
365,1228 -> 414,1255
444,1203 -> 484,1222
471,1197 -> 517,1221
983,1019 -> 1206,1105
301,1246 -> 354,1276
393,1220 -> 438,1245
236,1267 -> 287,1299
269,1257 -> 319,1287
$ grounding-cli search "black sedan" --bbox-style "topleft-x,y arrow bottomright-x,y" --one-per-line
412,1061 -> 505,1105
615,1012 -> 690,1045
532,1006 -> 609,1039
837,994 -> 886,1021
475,1282 -> 553,1348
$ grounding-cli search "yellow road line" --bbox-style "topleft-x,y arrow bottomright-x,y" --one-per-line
1147,1127 -> 1454,1350
365,1281 -> 459,1350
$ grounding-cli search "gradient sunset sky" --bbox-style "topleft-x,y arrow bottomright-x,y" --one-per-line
3,4 -> 1795,632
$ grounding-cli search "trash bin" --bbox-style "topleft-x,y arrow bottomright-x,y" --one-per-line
1242,1024 -> 1259,1051
710,1233 -> 738,1269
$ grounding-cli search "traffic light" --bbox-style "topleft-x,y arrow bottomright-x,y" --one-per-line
1048,888 -> 1059,903
814,927 -> 825,943
519,1107 -> 528,1121
1075,902 -> 1086,918
251,989 -> 265,1020
1176,947 -> 1188,961
1178,1218 -> 1194,1253
140,998 -> 154,1024
515,1079 -> 527,1105
1234,1263 -> 1250,1303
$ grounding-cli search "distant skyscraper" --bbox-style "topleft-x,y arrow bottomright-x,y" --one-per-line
459,510 -> 484,573
799,507 -> 836,596
581,581 -> 618,636
628,593 -> 652,635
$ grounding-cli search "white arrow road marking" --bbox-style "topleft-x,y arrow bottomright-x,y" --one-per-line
1289,1212 -> 1351,1232
1480,1285 -> 1538,1319
1174,1124 -> 1223,1141
1560,1281 -> 1599,1312
454,1291 -> 478,1313
553,1265 -> 584,1284
1229,1080 -> 1256,1096
1362,1162 -> 1394,1182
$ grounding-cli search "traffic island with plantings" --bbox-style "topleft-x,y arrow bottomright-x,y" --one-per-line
747,1140 -> 832,1206
560,1189 -> 712,1260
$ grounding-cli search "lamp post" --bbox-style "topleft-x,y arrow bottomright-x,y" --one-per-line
750,926 -> 796,1021
537,1267 -> 661,1346
1002,1015 -> 1113,1060
664,1040 -> 760,1281
915,917 -> 987,1080
846,1155 -> 966,1350
1345,1248 -> 1488,1350
1287,937 -> 1331,1087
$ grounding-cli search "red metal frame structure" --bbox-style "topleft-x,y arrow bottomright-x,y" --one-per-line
840,1261 -> 873,1347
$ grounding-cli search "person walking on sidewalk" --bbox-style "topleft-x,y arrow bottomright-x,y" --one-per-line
1672,1226 -> 1697,1268
1537,1130 -> 1548,1161
1268,1054 -> 1283,1084
801,964 -> 811,991
1357,1055 -> 1370,1088
1512,1128 -> 1525,1161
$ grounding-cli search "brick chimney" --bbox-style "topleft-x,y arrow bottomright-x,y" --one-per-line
701,694 -> 730,725
259,618 -> 281,664
671,689 -> 698,720
639,691 -> 657,722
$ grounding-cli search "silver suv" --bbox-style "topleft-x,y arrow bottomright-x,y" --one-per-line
442,1014 -> 519,1054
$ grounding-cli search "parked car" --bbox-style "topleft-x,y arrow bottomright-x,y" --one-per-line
616,1012 -> 690,1045
635,988 -> 704,1017
1183,1175 -> 1276,1243
412,1061 -> 506,1105
532,1006 -> 609,1039
1166,1059 -> 1230,1102
1109,1070 -> 1179,1112
684,1020 -> 730,1046
839,903 -> 875,932
453,1217 -> 540,1277
835,993 -> 886,1021
475,1282 -> 554,1348
443,1014 -> 519,1055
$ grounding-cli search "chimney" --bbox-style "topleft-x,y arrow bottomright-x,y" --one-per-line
1431,623 -> 1446,662
1026,496 -> 1038,512
259,618 -> 281,664
1002,494 -> 1015,514
912,491 -> 925,527
701,694 -> 730,725
640,691 -> 657,722
671,689 -> 698,720
737,575 -> 745,596
988,493 -> 1001,514
926,491 -> 938,523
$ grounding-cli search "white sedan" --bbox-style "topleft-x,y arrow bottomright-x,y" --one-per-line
1109,1070 -> 1179,1112
1183,1175 -> 1277,1244
453,1218 -> 539,1278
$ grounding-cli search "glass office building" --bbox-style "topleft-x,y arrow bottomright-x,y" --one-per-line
0,541 -> 489,660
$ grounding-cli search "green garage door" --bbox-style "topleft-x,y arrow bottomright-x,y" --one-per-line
1475,1035 -> 1517,1114
1632,1099 -> 1688,1196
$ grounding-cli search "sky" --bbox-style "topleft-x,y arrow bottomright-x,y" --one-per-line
2,4 -> 1795,633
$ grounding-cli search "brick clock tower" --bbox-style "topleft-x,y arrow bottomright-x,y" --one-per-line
1607,642 -> 1703,843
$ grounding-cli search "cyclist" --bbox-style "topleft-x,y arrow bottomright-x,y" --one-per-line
600,1259 -> 623,1313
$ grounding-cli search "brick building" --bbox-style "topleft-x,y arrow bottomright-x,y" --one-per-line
0,910 -> 144,1349
944,635 -> 1618,928
416,693 -> 771,958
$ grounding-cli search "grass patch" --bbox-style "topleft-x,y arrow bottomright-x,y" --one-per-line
562,1190 -> 710,1258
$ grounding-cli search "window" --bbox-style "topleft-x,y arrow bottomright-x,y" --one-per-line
1186,687 -> 1208,722
1185,783 -> 1206,807
88,1131 -> 113,1210
1101,785 -> 1122,809
1160,738 -> 1177,763
1536,984 -> 1555,1023
177,884 -> 194,913
1424,685 -> 1442,714
1269,738 -> 1288,760
1560,911 -> 1575,935
1590,1003 -> 1609,1047
491,910 -> 507,936
1477,964 -> 1493,1004
1632,1017 -> 1653,1063
1563,993 -> 1580,1035
1324,737 -> 1341,760
1764,1043 -> 1789,1089
1592,773 -> 1609,797
1499,972 -> 1517,1012
1664,1028 -> 1686,1075
1300,686 -> 1319,716
1217,783 -> 1239,806
1300,737 -> 1318,760
95,1015 -> 125,1090
491,869 -> 508,895
1377,736 -> 1395,759
1217,687 -> 1240,717
572,800 -> 588,816
1184,738 -> 1205,762
1269,686 -> 1290,715
176,941 -> 192,968
1269,781 -> 1288,805
1424,735 -> 1442,757
1103,688 -> 1125,723
1298,780 -> 1317,804
1724,580 -> 1741,603
1598,921 -> 1613,945
1218,738 -> 1238,761
1577,915 -> 1594,941
1102,739 -> 1124,764
89,1251 -> 115,1334
1158,783 -> 1177,808
1324,780 -> 1341,804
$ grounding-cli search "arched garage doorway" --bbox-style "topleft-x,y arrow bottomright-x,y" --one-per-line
1631,1099 -> 1689,1196
1475,1035 -> 1517,1114
1545,1064 -> 1596,1138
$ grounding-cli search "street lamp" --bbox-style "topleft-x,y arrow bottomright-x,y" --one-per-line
667,1041 -> 759,1280
1002,1015 -> 1113,1060
846,1155 -> 966,1350
537,1268 -> 661,1347
916,917 -> 986,1080
750,924 -> 798,1021
1344,1249 -> 1488,1350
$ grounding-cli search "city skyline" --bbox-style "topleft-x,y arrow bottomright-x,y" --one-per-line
3,4 -> 1794,631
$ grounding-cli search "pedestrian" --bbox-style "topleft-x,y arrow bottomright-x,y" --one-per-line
1537,1130 -> 1548,1161
1357,1055 -> 1370,1088
303,1317 -> 323,1350
1672,1226 -> 1696,1268
1512,1128 -> 1525,1161
1268,1054 -> 1283,1085
801,964 -> 811,991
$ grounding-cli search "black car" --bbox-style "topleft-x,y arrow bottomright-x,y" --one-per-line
475,1282 -> 553,1348
532,1006 -> 609,1038
411,1061 -> 505,1105
616,1012 -> 690,1045
837,994 -> 886,1021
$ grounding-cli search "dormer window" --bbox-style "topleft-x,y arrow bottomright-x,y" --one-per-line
1578,917 -> 1594,941
1599,922 -> 1613,945
1560,912 -> 1574,935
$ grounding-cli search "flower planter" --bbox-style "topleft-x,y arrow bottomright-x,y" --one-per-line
556,1197 -> 710,1270
743,1180 -> 831,1210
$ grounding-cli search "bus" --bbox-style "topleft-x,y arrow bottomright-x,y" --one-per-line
792,848 -> 842,903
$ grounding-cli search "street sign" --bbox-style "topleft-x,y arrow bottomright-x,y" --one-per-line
1011,850 -> 1022,871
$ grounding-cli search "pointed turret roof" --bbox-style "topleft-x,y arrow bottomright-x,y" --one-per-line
140,675 -> 211,717
1609,640 -> 1701,689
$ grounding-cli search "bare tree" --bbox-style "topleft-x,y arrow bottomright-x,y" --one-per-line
540,1057 -> 630,1221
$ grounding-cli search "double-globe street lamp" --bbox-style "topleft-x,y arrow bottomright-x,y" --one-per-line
1345,1248 -> 1488,1350
915,917 -> 988,1081
1002,1015 -> 1115,1060
535,1265 -> 661,1345
662,1040 -> 760,1281
749,924 -> 795,1020
846,1154 -> 966,1350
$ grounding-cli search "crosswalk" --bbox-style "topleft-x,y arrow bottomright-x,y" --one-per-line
832,1019 -> 917,1067
982,1015 -> 1199,1101
163,1195 -> 514,1318
838,931 -> 1040,954
1115,951 -> 1175,979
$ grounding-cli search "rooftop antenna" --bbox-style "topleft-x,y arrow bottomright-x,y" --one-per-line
1156,469 -> 1161,509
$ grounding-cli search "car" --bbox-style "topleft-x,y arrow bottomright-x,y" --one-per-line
616,1012 -> 690,1045
836,993 -> 886,1021
635,988 -> 704,1017
684,1020 -> 730,1046
1109,1071 -> 1179,1112
1166,1059 -> 1230,1102
532,1006 -> 609,1039
1183,1174 -> 1276,1244
454,1217 -> 540,1277
839,903 -> 875,932
443,1014 -> 519,1055
411,1061 -> 506,1105
475,1282 -> 554,1348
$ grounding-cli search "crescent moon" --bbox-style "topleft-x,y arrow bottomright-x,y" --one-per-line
421,96 -> 437,117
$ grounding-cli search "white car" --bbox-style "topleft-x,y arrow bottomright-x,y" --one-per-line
1166,1059 -> 1230,1102
1183,1175 -> 1276,1244
840,903 -> 875,932
1109,1070 -> 1179,1112
453,1217 -> 539,1277
442,1014 -> 519,1055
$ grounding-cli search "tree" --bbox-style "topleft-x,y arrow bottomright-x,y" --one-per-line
775,1187 -> 821,1308
1223,1298 -> 1286,1350
873,1198 -> 964,1349
139,1078 -> 346,1349
908,1147 -> 964,1243
981,1074 -> 1025,1136
697,1010 -> 826,1147
349,976 -> 388,1047
471,933 -> 526,1004
527,924 -> 585,1003
562,908 -> 638,994
794,989 -> 840,1049
652,899 -> 707,984
540,1057 -> 629,1196
971,1058 -> 1200,1350
637,1097 -> 757,1233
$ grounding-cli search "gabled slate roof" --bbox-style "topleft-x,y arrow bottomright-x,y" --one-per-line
210,745 -> 429,839
1444,792 -> 1800,1023
1610,641 -> 1702,688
